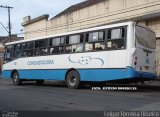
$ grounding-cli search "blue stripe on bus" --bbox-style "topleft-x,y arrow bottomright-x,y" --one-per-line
2,70 -> 66,80
2,67 -> 156,81
79,67 -> 156,81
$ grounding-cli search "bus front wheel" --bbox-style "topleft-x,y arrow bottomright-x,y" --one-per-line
12,71 -> 22,86
66,70 -> 80,89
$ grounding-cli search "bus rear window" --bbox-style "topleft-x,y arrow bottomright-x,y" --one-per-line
136,26 -> 156,49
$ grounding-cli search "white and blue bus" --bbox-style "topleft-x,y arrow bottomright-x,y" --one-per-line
2,22 -> 156,88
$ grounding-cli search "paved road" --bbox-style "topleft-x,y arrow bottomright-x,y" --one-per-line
0,79 -> 160,116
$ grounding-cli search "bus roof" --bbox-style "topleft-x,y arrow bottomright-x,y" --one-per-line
6,21 -> 134,46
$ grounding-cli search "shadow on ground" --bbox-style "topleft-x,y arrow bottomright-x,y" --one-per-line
16,80 -> 160,92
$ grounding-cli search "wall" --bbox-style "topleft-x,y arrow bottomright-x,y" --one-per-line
24,19 -> 48,39
23,0 -> 160,39
147,19 -> 160,38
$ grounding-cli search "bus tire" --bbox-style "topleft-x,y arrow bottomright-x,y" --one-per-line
12,71 -> 22,86
36,80 -> 45,85
66,70 -> 80,89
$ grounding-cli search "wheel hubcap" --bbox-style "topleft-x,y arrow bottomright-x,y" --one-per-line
13,74 -> 18,82
69,75 -> 77,86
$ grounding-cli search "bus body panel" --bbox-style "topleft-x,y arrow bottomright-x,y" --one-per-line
2,50 -> 127,81
2,69 -> 66,80
133,24 -> 156,75
79,67 -> 156,81
2,49 -> 156,81
2,21 -> 157,83
2,50 -> 127,70
133,48 -> 156,74
2,67 -> 156,81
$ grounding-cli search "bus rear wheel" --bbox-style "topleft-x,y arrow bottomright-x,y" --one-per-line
12,71 -> 22,86
66,70 -> 80,89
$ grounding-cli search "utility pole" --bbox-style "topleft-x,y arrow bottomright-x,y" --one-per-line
0,5 -> 13,42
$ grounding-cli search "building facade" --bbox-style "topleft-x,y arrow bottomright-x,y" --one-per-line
22,0 -> 160,76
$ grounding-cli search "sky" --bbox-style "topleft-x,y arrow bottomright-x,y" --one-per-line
0,0 -> 85,37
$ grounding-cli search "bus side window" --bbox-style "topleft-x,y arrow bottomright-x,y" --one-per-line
66,46 -> 72,53
107,28 -> 126,50
71,44 -> 83,53
49,37 -> 64,55
85,31 -> 105,52
65,34 -> 84,53
75,44 -> 83,53
85,43 -> 93,51
28,42 -> 34,56
22,43 -> 28,57
95,42 -> 105,50
14,44 -> 22,58
50,47 -> 64,54
22,42 -> 34,57
35,39 -> 48,56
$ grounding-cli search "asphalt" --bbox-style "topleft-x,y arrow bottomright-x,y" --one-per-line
0,77 -> 160,117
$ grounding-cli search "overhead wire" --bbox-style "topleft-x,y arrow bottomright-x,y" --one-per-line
0,0 -> 7,5
0,0 -> 11,5
7,0 -> 21,6
0,0 -> 5,4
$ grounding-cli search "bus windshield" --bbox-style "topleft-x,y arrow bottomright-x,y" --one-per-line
135,26 -> 156,49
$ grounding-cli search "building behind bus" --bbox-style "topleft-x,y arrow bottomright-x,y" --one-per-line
21,0 -> 160,77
